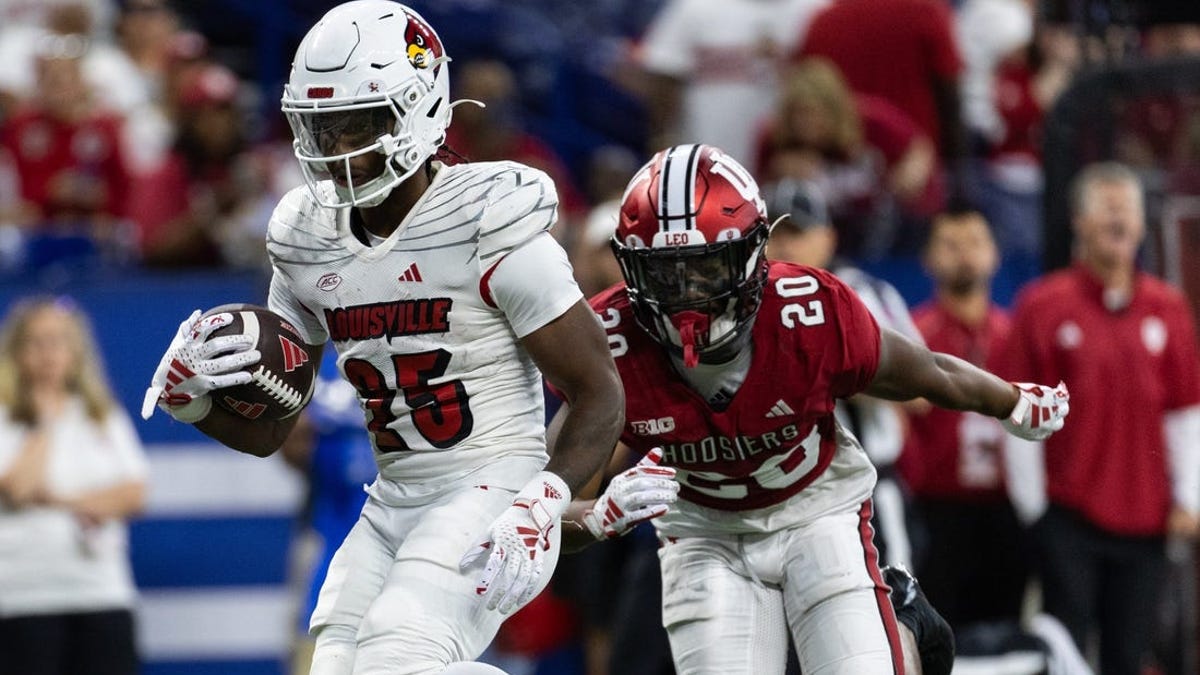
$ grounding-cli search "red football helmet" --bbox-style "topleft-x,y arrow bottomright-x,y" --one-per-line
613,144 -> 770,367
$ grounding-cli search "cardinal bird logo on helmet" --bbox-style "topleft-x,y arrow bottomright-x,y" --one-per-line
404,10 -> 443,71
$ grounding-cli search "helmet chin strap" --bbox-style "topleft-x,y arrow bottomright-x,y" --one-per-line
669,310 -> 710,369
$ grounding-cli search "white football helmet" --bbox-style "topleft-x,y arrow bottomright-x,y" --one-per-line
282,1 -> 453,208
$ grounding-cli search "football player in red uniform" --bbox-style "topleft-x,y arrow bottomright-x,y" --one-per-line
561,144 -> 1068,675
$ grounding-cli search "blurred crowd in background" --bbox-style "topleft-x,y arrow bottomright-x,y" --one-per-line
0,0 -> 1198,288
2,0 -> 1200,674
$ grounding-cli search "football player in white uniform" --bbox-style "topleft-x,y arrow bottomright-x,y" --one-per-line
140,3 -> 624,674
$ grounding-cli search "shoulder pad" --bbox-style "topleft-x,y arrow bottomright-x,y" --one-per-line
477,162 -> 559,264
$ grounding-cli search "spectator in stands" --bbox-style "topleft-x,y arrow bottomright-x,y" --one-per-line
797,0 -> 965,194
957,0 -> 1034,161
126,62 -> 283,268
635,0 -> 827,167
756,59 -> 938,259
0,39 -> 131,241
126,62 -> 297,267
899,208 -> 1028,632
994,162 -> 1200,675
959,1 -> 1079,281
115,1 -> 201,178
764,176 -> 923,569
0,296 -> 148,675
444,58 -> 586,221
113,0 -> 179,103
0,1 -> 141,119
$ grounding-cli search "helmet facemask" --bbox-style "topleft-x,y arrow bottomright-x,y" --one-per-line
284,74 -> 449,209
614,220 -> 769,368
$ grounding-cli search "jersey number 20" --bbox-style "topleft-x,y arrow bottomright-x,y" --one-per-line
778,276 -> 826,327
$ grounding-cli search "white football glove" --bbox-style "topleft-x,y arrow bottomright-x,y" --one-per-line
583,448 -> 679,540
140,310 -> 261,423
460,471 -> 570,615
1001,381 -> 1070,441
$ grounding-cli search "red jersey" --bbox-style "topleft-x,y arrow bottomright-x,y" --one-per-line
591,262 -> 881,512
992,266 -> 1200,535
899,301 -> 1011,501
797,0 -> 961,154
0,108 -> 130,222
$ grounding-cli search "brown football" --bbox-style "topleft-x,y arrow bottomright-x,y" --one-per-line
202,304 -> 316,421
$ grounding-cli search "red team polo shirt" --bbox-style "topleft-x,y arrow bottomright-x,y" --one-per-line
993,266 -> 1200,536
900,301 -> 1011,501
589,263 -> 881,511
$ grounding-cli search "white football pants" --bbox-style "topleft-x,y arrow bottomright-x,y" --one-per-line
308,470 -> 559,675
658,501 -> 905,674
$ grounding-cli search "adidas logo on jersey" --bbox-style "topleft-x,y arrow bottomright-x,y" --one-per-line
765,400 -> 795,418
398,262 -> 423,282
543,482 -> 563,500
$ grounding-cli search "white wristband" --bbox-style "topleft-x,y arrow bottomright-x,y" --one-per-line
160,394 -> 212,423
515,470 -> 572,521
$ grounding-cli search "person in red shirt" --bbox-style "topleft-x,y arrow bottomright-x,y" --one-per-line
556,144 -> 1069,675
993,162 -> 1200,675
0,42 -> 130,231
796,0 -> 964,169
754,59 -> 942,259
900,208 -> 1029,631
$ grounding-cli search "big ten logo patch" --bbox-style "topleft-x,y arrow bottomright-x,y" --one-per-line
631,417 -> 676,435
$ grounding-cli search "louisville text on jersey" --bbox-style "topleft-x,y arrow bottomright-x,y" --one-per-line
324,298 -> 452,342
658,422 -> 802,466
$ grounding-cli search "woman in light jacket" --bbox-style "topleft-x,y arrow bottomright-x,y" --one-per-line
0,297 -> 147,675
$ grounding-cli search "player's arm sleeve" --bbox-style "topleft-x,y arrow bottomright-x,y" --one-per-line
266,270 -> 328,346
636,0 -> 695,76
486,232 -> 584,338
263,189 -> 330,346
825,273 -> 883,399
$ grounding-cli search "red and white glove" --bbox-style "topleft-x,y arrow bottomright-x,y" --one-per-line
460,471 -> 571,615
140,310 -> 261,423
583,448 -> 679,540
1001,381 -> 1070,441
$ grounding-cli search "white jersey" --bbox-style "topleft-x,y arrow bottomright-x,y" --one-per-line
266,161 -> 582,482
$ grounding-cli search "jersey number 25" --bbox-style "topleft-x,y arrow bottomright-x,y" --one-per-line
343,349 -> 474,451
